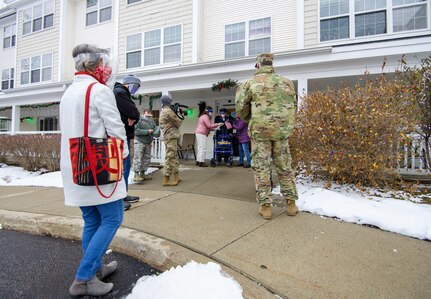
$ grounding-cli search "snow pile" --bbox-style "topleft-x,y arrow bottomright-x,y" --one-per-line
127,261 -> 244,299
0,164 -> 158,187
272,180 -> 431,240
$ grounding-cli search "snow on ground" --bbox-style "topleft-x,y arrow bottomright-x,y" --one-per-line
0,164 -> 158,187
273,176 -> 431,240
127,261 -> 243,299
1,164 -> 430,240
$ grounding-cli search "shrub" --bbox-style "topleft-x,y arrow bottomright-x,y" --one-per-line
398,57 -> 431,172
291,74 -> 418,188
0,134 -> 61,172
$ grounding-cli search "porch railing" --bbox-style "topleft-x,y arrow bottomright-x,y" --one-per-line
151,137 -> 165,164
397,133 -> 431,174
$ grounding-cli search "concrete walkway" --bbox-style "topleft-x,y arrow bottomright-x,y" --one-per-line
1,162 -> 430,299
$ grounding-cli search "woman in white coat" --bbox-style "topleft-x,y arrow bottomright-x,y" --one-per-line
60,44 -> 128,297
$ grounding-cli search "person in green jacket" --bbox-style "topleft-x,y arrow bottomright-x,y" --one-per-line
133,110 -> 160,182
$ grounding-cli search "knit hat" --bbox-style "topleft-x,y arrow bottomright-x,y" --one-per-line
122,74 -> 141,85
160,95 -> 172,106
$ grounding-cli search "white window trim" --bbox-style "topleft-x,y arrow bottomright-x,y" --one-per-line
125,24 -> 183,70
3,24 -> 16,49
20,53 -> 53,86
85,0 -> 113,28
224,16 -> 273,59
1,68 -> 15,90
21,0 -> 55,36
318,0 -> 430,44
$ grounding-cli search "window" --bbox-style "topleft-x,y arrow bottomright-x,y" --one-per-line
225,22 -> 245,58
21,53 -> 52,85
225,17 -> 271,59
3,24 -> 16,49
126,33 -> 142,68
22,0 -> 54,35
126,25 -> 182,69
86,0 -> 112,26
39,117 -> 58,131
127,0 -> 142,4
320,0 -> 429,42
1,68 -> 14,90
393,0 -> 428,32
320,0 -> 350,41
355,0 -> 387,37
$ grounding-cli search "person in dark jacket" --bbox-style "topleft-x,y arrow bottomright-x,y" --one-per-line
214,108 -> 234,137
113,74 -> 141,210
232,116 -> 251,168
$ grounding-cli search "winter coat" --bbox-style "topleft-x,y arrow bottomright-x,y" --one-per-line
235,66 -> 296,140
232,118 -> 250,144
113,82 -> 141,139
134,115 -> 161,144
60,74 -> 128,207
215,114 -> 234,136
159,106 -> 182,140
195,113 -> 219,136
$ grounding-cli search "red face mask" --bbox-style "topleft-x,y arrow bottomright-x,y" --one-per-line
92,65 -> 112,85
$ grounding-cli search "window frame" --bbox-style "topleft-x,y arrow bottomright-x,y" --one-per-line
20,53 -> 53,86
125,24 -> 183,70
86,0 -> 113,27
38,116 -> 58,131
127,0 -> 143,4
3,24 -> 16,49
318,0 -> 430,43
224,17 -> 272,59
1,68 -> 14,90
21,0 -> 55,36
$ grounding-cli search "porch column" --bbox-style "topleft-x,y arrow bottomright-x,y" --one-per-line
11,105 -> 20,135
297,78 -> 308,109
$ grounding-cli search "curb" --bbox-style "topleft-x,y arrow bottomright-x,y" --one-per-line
0,209 -> 276,299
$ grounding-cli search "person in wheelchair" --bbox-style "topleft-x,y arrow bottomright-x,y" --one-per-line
214,108 -> 234,164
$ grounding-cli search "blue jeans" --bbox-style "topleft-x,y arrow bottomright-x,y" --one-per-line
123,138 -> 131,191
76,199 -> 124,281
238,142 -> 251,166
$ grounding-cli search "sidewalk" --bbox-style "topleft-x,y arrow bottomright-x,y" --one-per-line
1,162 -> 430,299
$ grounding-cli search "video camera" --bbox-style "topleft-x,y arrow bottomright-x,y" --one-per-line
171,103 -> 189,120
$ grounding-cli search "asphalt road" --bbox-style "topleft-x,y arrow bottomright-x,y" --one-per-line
0,229 -> 158,299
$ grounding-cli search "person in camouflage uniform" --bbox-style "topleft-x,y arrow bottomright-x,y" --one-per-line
133,110 -> 161,182
159,95 -> 183,186
235,53 -> 298,220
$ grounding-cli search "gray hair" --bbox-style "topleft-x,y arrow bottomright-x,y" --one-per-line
72,44 -> 108,71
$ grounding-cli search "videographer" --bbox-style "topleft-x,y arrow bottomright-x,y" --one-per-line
159,95 -> 183,186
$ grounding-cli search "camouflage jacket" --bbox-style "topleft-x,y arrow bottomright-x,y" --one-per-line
134,115 -> 161,144
235,66 -> 296,140
159,106 -> 182,140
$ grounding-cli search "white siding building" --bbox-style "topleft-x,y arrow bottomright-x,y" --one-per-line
0,0 -> 430,159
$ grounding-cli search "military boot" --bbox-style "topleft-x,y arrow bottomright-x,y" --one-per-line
287,200 -> 298,216
140,171 -> 153,180
163,176 -> 177,186
172,173 -> 181,185
69,276 -> 113,298
259,204 -> 272,220
133,172 -> 144,183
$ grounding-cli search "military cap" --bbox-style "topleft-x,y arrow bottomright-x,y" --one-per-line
255,53 -> 273,68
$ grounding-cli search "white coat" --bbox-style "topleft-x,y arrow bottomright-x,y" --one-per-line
60,74 -> 129,207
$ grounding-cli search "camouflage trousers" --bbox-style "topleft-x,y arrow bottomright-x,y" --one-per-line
133,141 -> 152,173
163,138 -> 179,176
251,138 -> 297,205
